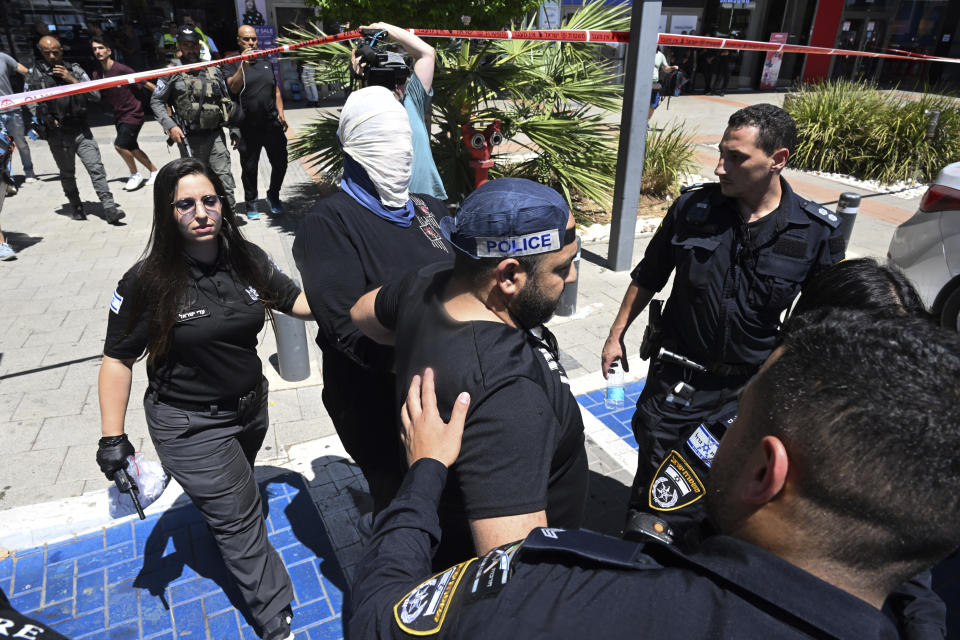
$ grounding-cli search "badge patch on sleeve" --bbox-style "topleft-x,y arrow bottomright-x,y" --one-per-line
394,558 -> 475,635
648,450 -> 705,512
685,424 -> 720,468
110,290 -> 124,314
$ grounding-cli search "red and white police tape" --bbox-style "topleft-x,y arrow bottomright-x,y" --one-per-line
2,29 -> 956,113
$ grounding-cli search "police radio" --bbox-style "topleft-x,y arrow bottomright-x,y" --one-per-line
352,29 -> 411,91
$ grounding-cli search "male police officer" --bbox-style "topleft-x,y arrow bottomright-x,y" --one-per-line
225,25 -> 288,219
351,178 -> 587,570
151,26 -> 237,211
601,104 -> 845,527
25,36 -> 125,223
348,311 -> 960,639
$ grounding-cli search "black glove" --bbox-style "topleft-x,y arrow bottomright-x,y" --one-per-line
96,434 -> 134,480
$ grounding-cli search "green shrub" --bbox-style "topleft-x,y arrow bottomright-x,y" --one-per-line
642,122 -> 697,196
787,79 -> 960,184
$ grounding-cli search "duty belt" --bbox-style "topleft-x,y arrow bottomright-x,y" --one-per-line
151,386 -> 260,415
656,349 -> 756,378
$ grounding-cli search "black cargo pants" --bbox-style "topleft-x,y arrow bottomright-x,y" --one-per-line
144,377 -> 293,630
628,360 -> 748,518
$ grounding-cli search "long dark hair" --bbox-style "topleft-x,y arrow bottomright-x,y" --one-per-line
127,158 -> 275,363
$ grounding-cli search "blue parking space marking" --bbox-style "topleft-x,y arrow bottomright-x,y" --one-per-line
3,472 -> 347,639
577,379 -> 645,452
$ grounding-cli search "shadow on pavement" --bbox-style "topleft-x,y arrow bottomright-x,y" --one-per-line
1,230 -> 44,255
133,469 -> 347,635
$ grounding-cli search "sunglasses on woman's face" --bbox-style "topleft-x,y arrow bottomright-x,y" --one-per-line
172,195 -> 223,223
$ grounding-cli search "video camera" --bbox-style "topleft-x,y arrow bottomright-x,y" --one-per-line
353,28 -> 410,91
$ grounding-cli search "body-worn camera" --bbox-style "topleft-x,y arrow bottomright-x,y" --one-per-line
353,28 -> 410,91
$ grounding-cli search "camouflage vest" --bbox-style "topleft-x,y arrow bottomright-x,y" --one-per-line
172,67 -> 231,132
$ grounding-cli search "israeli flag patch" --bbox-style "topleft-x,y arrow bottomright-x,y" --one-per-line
110,290 -> 124,314
686,424 -> 719,468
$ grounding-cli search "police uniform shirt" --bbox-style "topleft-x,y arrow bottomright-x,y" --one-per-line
292,191 -> 453,370
347,459 -> 900,640
632,178 -> 844,368
374,262 -> 589,570
149,66 -> 230,134
223,58 -> 278,121
104,242 -> 300,404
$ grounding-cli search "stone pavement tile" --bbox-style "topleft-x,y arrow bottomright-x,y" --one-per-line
321,509 -> 361,550
39,341 -> 103,369
296,387 -> 328,422
255,429 -> 284,463
0,345 -> 52,376
3,298 -> 52,318
561,344 -> 601,374
274,419 -> 329,451
63,307 -> 111,332
35,415 -> 100,449
0,392 -> 24,423
0,275 -> 25,293
22,324 -> 86,349
0,446 -> 68,491
56,445 -> 106,484
13,384 -> 88,421
2,419 -> 42,454
33,280 -> 84,301
268,388 -> 304,424
60,359 -> 105,390
0,482 -> 85,511
8,310 -> 69,335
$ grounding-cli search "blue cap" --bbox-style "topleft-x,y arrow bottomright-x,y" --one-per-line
440,178 -> 572,260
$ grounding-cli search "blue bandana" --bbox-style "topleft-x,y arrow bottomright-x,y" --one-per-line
340,153 -> 415,227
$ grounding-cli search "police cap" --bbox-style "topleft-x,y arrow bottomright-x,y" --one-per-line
177,26 -> 201,43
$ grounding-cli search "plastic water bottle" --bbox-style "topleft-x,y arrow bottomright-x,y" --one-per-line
605,359 -> 625,409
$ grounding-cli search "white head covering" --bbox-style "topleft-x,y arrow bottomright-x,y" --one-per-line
337,86 -> 413,208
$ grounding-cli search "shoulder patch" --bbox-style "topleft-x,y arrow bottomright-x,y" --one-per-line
801,200 -> 841,229
648,450 -> 705,512
686,424 -> 720,468
394,558 -> 476,635
110,290 -> 124,314
153,78 -> 165,94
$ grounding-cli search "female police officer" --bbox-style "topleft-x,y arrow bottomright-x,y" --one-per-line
95,157 -> 312,640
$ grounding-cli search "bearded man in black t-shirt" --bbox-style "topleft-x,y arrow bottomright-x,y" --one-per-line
351,178 -> 588,569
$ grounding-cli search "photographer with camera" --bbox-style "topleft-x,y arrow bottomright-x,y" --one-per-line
352,22 -> 446,201
224,25 -> 288,220
25,36 -> 125,224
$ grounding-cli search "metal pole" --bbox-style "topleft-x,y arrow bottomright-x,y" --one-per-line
273,310 -> 311,382
608,0 -> 662,271
837,192 -> 860,252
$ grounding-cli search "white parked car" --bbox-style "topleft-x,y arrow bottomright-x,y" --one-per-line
888,162 -> 960,331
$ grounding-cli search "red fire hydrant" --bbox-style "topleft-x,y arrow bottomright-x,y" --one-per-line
461,120 -> 503,189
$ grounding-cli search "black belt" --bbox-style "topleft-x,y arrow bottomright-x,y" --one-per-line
152,387 -> 260,415
656,354 -> 757,378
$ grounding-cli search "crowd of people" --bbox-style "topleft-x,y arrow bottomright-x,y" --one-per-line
0,20 -> 957,640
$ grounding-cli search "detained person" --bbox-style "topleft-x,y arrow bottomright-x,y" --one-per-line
293,86 -> 452,515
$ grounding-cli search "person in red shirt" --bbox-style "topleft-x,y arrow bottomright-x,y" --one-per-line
91,36 -> 158,191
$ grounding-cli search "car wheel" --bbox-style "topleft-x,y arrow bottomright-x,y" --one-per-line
940,288 -> 960,332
